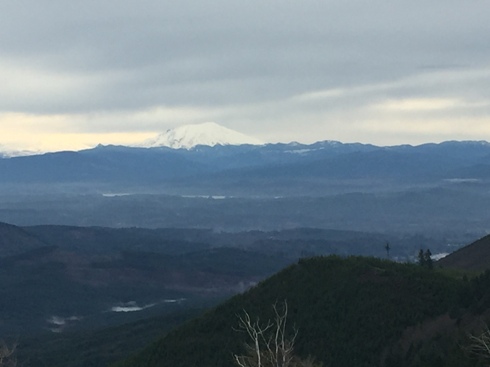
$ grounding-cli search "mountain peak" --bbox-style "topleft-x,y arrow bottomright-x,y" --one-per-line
140,122 -> 264,149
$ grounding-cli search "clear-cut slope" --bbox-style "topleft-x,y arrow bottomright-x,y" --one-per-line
438,234 -> 490,271
140,122 -> 264,149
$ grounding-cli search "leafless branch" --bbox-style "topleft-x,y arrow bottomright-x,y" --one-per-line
233,300 -> 299,367
0,340 -> 17,367
468,326 -> 490,360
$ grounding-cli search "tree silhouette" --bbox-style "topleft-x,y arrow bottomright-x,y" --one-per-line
418,249 -> 426,266
384,242 -> 391,259
424,249 -> 433,269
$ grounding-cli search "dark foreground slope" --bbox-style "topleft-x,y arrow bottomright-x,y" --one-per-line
438,234 -> 490,272
116,256 -> 490,367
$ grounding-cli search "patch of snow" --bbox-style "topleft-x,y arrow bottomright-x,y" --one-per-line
286,149 -> 315,154
138,122 -> 264,149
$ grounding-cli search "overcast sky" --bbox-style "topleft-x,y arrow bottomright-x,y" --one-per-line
1,0 -> 490,152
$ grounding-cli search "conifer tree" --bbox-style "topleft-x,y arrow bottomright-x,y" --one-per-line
418,249 -> 426,266
424,249 -> 433,269
384,242 -> 391,259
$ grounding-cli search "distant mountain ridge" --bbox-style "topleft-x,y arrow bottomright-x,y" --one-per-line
1,139 -> 490,192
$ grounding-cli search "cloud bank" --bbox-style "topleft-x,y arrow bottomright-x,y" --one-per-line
1,0 -> 490,150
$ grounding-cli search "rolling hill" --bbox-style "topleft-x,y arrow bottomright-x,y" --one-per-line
4,221 -> 434,340
115,255 -> 490,367
2,225 -> 490,366
0,221 -> 47,256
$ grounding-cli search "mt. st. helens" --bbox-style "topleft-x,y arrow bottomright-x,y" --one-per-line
139,122 -> 264,149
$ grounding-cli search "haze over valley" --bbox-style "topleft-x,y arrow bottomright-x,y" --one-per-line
1,123 -> 490,239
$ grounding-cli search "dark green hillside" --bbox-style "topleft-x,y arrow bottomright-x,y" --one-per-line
438,234 -> 490,272
116,256 -> 487,367
18,307 -> 208,367
23,225 -> 215,255
0,244 -> 289,337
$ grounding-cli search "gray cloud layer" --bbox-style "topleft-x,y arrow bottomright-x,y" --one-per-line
1,0 -> 490,146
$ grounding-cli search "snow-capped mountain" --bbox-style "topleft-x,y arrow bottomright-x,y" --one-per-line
140,122 -> 264,149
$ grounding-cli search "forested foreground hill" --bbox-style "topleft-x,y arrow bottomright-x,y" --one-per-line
116,256 -> 490,367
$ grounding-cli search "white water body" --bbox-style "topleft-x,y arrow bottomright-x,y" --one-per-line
110,299 -> 186,313
444,178 -> 480,183
111,301 -> 156,313
163,298 -> 186,303
102,192 -> 132,197
46,299 -> 187,333
47,315 -> 81,333
181,195 -> 228,200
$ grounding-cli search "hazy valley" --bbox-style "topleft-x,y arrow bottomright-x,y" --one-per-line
2,139 -> 490,237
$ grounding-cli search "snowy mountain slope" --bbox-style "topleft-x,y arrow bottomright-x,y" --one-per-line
140,122 -> 264,149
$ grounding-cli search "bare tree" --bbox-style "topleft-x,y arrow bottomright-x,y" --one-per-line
468,326 -> 490,362
0,340 -> 17,367
233,301 -> 320,367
